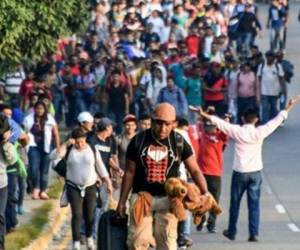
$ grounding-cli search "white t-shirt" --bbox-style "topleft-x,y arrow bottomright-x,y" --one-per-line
257,63 -> 284,96
66,145 -> 109,187
147,17 -> 165,41
203,36 -> 214,58
5,70 -> 25,94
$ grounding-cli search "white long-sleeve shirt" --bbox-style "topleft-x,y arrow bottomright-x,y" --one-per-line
210,111 -> 288,173
50,145 -> 109,187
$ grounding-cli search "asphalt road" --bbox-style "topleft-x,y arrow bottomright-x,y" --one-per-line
60,2 -> 300,250
190,2 -> 300,249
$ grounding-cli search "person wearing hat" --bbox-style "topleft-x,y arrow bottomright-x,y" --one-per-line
197,95 -> 300,242
190,109 -> 229,234
117,103 -> 209,250
77,111 -> 94,136
257,50 -> 285,124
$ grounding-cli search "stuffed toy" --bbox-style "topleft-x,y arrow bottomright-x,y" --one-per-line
165,178 -> 188,221
165,178 -> 222,223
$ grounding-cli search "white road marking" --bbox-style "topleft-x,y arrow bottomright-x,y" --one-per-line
288,223 -> 300,232
275,204 -> 286,214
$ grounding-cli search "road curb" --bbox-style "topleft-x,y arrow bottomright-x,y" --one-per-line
22,200 -> 70,250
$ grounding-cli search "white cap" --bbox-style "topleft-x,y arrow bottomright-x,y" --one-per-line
77,112 -> 94,123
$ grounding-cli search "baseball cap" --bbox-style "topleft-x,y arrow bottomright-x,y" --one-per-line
123,114 -> 137,124
77,112 -> 94,123
96,117 -> 114,132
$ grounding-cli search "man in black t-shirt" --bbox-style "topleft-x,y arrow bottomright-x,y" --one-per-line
117,103 -> 208,250
88,117 -> 122,176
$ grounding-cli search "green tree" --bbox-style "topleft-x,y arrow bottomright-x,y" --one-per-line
0,0 -> 90,74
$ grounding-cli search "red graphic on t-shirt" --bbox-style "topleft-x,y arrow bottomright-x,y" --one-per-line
146,145 -> 169,183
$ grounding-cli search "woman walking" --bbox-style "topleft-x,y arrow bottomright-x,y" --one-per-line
54,128 -> 112,250
23,101 -> 60,200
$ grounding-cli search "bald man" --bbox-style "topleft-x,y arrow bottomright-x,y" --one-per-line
117,103 -> 208,250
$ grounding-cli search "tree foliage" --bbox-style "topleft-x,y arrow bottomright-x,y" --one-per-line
0,0 -> 90,73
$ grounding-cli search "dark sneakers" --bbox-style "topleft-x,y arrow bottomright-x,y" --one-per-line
207,224 -> 217,233
222,230 -> 236,241
248,235 -> 259,242
177,235 -> 193,248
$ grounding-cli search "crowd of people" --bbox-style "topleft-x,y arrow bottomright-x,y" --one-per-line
0,0 -> 297,249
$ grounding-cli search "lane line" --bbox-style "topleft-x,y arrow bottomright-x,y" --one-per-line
288,223 -> 300,232
275,204 -> 286,214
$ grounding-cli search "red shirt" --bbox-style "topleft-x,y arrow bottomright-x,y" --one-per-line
204,76 -> 227,101
188,123 -> 228,176
71,65 -> 80,76
185,35 -> 201,56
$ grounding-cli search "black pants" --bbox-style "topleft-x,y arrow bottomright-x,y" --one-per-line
0,187 -> 8,249
66,184 -> 97,242
204,175 -> 221,228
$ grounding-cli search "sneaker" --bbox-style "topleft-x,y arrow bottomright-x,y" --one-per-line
86,237 -> 95,250
73,241 -> 80,250
248,235 -> 259,242
223,230 -> 235,241
177,235 -> 193,248
207,225 -> 217,233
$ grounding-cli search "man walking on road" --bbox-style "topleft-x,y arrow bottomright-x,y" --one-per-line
117,103 -> 209,250
197,95 -> 300,242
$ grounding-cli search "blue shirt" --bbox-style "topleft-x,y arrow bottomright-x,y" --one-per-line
268,5 -> 286,29
157,86 -> 188,117
9,118 -> 22,144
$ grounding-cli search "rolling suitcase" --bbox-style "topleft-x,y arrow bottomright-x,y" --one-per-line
97,210 -> 128,250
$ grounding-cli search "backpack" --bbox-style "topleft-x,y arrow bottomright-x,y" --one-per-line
53,143 -> 97,178
228,13 -> 244,40
135,130 -> 185,166
259,62 -> 281,81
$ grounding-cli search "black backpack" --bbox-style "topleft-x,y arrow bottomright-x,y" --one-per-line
135,130 -> 185,166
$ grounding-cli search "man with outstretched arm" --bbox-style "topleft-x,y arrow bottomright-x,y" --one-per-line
196,95 -> 300,242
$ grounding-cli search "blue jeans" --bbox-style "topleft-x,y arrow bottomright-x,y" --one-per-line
28,147 -> 50,191
237,96 -> 257,124
52,93 -> 64,123
270,27 -> 284,51
178,212 -> 191,237
5,172 -> 18,231
261,95 -> 279,124
237,32 -> 253,56
228,171 -> 262,237
0,187 -> 8,249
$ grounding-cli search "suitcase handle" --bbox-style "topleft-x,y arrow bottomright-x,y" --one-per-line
111,211 -> 128,226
